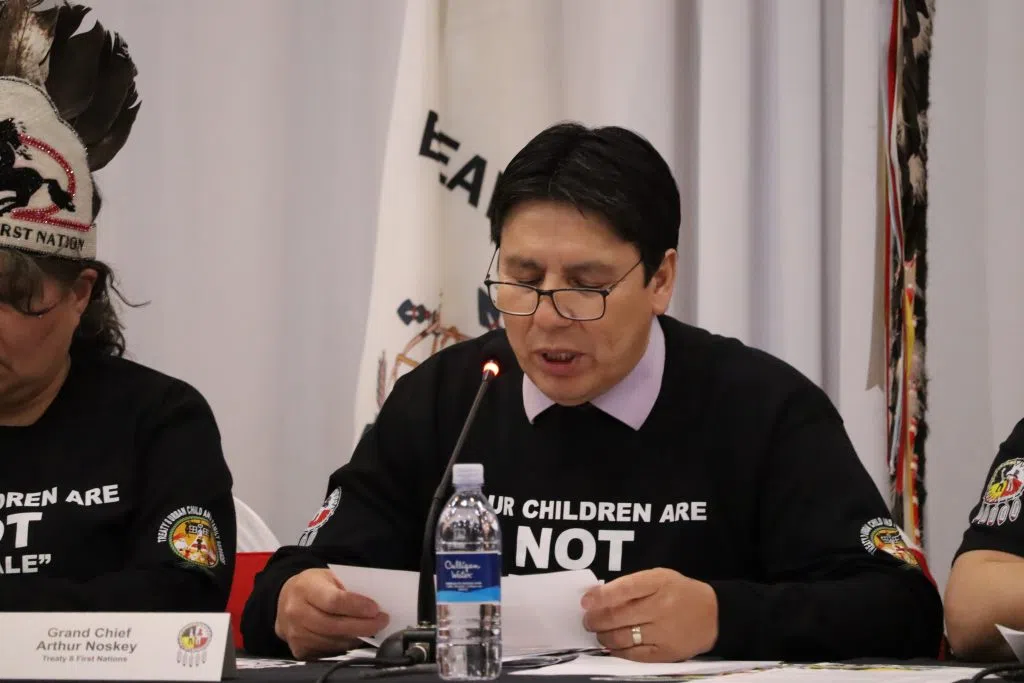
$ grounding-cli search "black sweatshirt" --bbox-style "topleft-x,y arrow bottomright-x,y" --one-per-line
955,418 -> 1024,558
242,315 -> 943,661
0,347 -> 236,611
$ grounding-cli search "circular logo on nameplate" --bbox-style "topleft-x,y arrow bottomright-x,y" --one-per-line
177,622 -> 212,667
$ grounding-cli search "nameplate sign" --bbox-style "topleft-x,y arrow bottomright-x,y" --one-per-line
0,612 -> 236,681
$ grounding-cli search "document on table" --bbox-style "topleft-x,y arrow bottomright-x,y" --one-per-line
235,658 -> 307,670
321,648 -> 382,662
509,655 -> 780,677
703,664 -> 983,682
535,662 -> 981,682
329,565 -> 601,655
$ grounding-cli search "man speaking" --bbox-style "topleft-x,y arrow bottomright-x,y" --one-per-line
242,123 -> 943,663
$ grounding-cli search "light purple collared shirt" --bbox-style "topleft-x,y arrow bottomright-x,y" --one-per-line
522,316 -> 665,430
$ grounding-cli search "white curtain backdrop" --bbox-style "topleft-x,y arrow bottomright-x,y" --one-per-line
83,0 -> 904,565
926,0 -> 1024,593
83,0 -> 406,541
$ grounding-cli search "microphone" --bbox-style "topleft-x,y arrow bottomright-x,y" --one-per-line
375,338 -> 507,666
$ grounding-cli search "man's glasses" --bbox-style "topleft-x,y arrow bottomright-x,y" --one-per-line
483,250 -> 643,322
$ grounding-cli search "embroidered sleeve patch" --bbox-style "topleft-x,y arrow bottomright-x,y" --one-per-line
157,507 -> 225,568
859,517 -> 919,568
973,458 -> 1024,527
298,487 -> 341,547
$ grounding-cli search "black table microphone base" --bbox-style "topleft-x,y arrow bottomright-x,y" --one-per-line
375,625 -> 437,665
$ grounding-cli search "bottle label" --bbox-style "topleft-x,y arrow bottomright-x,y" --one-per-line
436,551 -> 501,603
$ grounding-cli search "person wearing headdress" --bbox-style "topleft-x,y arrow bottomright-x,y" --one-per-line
0,0 -> 235,612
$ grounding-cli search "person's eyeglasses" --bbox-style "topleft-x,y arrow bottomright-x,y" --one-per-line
483,250 -> 643,322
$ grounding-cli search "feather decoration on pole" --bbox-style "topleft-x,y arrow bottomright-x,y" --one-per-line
884,0 -> 935,549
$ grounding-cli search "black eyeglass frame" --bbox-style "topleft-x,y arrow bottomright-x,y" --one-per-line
482,248 -> 644,322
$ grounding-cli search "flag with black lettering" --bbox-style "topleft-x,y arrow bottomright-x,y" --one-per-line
354,1 -> 592,440
884,0 -> 934,548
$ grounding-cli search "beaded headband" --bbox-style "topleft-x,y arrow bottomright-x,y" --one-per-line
0,0 -> 139,260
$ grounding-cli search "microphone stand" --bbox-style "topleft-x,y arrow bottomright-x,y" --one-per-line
374,362 -> 499,666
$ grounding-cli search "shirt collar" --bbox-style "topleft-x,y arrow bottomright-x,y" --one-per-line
522,316 -> 665,430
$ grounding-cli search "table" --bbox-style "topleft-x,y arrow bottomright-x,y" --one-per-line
225,657 -> 1015,683
12,657 -> 1010,683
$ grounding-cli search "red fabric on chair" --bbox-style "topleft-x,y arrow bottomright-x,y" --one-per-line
228,551 -> 273,651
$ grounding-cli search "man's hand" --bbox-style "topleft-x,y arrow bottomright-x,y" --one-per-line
581,567 -> 718,662
274,568 -> 389,660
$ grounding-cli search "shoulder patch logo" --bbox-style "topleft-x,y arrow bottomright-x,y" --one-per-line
306,487 -> 342,532
157,506 -> 225,568
298,487 -> 341,547
974,458 -> 1024,527
859,517 -> 919,568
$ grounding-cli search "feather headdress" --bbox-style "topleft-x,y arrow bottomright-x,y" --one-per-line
0,0 -> 140,259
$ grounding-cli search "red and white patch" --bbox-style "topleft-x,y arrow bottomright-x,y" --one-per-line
0,77 -> 95,259
297,487 -> 341,547
306,487 -> 341,532
974,458 -> 1024,527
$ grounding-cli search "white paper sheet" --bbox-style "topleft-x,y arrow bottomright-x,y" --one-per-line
510,655 -> 779,677
321,647 -> 381,662
500,571 -> 600,653
704,664 -> 983,682
329,565 -> 602,654
235,658 -> 307,670
508,655 -> 777,677
998,623 -> 1024,661
328,566 -> 418,647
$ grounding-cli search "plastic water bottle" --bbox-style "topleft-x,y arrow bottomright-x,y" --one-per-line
435,463 -> 502,680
